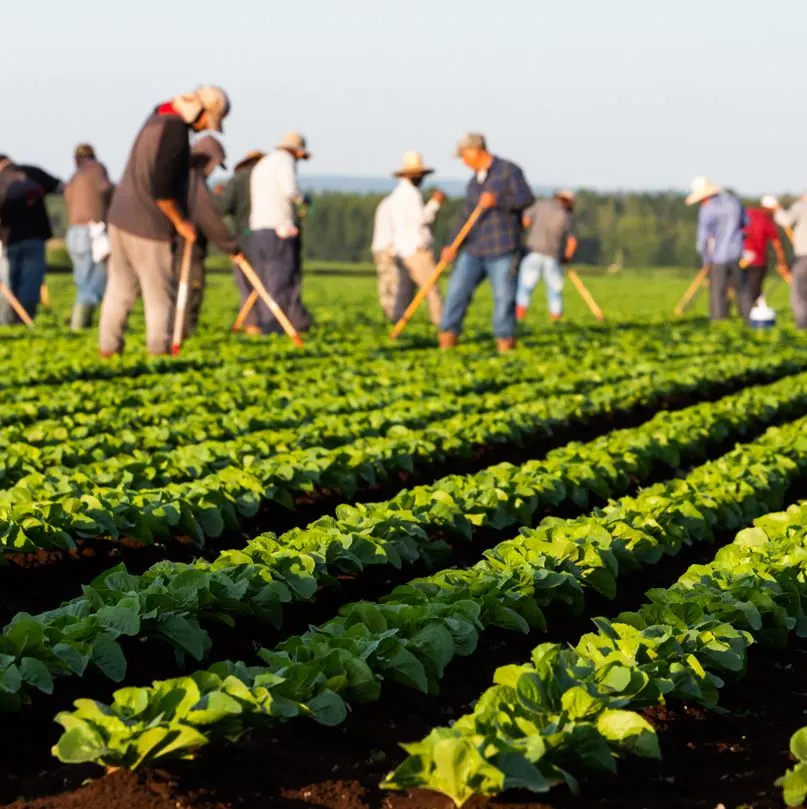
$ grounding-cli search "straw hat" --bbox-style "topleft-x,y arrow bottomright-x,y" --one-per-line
234,150 -> 266,172
393,151 -> 434,178
760,194 -> 779,210
277,132 -> 311,159
686,176 -> 722,206
556,189 -> 576,203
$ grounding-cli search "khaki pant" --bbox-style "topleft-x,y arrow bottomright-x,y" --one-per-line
403,248 -> 443,325
374,248 -> 399,320
99,225 -> 176,355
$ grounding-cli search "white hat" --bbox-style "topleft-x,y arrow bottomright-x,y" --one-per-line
172,86 -> 231,133
686,176 -> 722,206
277,132 -> 311,160
393,151 -> 434,177
761,194 -> 779,210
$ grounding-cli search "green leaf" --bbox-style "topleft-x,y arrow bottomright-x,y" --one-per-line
596,709 -> 660,758
91,634 -> 127,681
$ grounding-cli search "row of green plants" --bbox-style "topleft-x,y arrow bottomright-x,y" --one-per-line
2,348 -> 756,490
383,498 -> 807,805
47,414 -> 807,769
0,349 -> 681,484
1,352 -> 804,556
5,370 -> 806,712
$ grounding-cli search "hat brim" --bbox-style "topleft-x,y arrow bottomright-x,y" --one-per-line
234,151 -> 266,172
277,145 -> 311,159
686,186 -> 721,206
393,167 -> 434,177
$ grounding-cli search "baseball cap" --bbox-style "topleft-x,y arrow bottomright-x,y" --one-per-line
455,132 -> 487,156
760,194 -> 779,210
196,86 -> 231,133
74,143 -> 96,161
191,135 -> 227,172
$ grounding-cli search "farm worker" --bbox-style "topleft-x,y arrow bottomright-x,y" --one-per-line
181,136 -> 240,334
0,155 -> 62,324
388,152 -> 446,325
372,194 -> 402,321
439,133 -> 534,352
775,196 -> 807,328
742,195 -> 788,303
686,176 -> 751,321
99,85 -> 231,356
516,190 -> 578,321
248,132 -> 312,335
216,150 -> 265,334
64,144 -> 114,330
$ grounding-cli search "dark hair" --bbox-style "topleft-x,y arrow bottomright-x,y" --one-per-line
0,155 -> 8,163
74,144 -> 96,162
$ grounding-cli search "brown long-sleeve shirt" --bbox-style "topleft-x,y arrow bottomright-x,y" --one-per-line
64,159 -> 113,226
187,167 -> 237,259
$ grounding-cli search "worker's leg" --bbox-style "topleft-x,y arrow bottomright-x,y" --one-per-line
403,249 -> 443,325
729,263 -> 752,320
186,256 -> 206,334
130,232 -> 175,355
232,236 -> 258,329
544,256 -> 564,318
2,242 -> 25,325
375,249 -> 399,320
709,263 -> 730,320
12,239 -> 46,320
790,257 -> 807,329
67,225 -> 96,329
391,260 -> 416,323
485,252 -> 519,340
98,225 -> 140,355
439,251 -> 485,338
284,235 -> 311,332
0,245 -> 10,326
258,231 -> 305,334
746,265 -> 766,302
515,251 -> 543,313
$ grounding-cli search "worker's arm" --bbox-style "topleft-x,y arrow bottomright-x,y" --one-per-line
195,184 -> 239,255
696,204 -> 715,260
215,177 -> 236,216
280,154 -> 302,204
493,164 -> 534,212
19,165 -> 63,195
564,235 -> 578,262
153,124 -> 195,242
421,190 -> 444,225
775,203 -> 797,230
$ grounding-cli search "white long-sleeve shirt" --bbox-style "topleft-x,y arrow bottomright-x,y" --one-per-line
371,195 -> 394,253
388,179 -> 440,259
776,198 -> 807,257
249,149 -> 301,235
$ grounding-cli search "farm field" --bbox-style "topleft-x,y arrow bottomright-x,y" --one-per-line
1,270 -> 807,809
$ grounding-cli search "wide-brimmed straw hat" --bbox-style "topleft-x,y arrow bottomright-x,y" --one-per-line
555,189 -> 576,203
686,176 -> 722,206
233,150 -> 266,172
393,151 -> 434,178
277,132 -> 311,159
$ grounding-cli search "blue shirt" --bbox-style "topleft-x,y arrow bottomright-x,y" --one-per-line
696,192 -> 747,265
454,156 -> 534,257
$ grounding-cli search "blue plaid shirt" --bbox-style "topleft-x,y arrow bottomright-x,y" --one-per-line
454,156 -> 534,257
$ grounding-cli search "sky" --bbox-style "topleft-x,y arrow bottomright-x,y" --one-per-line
3,0 -> 804,195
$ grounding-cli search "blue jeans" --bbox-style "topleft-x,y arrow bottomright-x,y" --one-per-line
67,225 -> 107,306
517,251 -> 564,315
0,238 -> 46,324
440,251 -> 518,338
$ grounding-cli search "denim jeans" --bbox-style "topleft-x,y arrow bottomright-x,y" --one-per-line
517,251 -> 564,315
0,238 -> 46,324
439,250 -> 518,338
67,225 -> 107,306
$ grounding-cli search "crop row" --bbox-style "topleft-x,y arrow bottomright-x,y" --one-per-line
0,350 -> 693,485
384,497 -> 807,805
46,414 -> 807,768
4,370 -> 806,711
1,349 -> 796,556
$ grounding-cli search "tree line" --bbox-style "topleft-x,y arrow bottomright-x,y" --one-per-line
47,189 -> 796,268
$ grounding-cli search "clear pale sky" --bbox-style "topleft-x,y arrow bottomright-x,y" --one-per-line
4,0 -> 803,194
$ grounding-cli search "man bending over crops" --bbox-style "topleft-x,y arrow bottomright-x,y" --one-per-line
180,136 -> 240,334
99,86 -> 231,356
439,133 -> 534,353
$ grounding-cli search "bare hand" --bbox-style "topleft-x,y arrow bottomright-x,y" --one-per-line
232,251 -> 245,263
176,220 -> 197,243
778,264 -> 791,280
441,246 -> 457,265
479,191 -> 496,209
431,190 -> 446,205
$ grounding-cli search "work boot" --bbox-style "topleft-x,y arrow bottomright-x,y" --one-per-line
496,337 -> 516,353
70,303 -> 95,331
438,331 -> 458,350
515,304 -> 528,321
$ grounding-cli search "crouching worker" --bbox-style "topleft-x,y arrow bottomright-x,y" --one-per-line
179,136 -> 240,334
